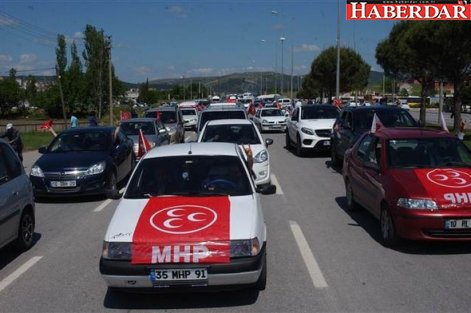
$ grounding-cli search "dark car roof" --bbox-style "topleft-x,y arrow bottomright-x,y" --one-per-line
146,106 -> 178,112
342,105 -> 405,113
60,126 -> 115,134
301,104 -> 337,109
120,118 -> 157,123
375,127 -> 452,140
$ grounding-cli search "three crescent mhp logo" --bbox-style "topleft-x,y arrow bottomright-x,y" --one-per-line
346,0 -> 471,20
131,196 -> 230,264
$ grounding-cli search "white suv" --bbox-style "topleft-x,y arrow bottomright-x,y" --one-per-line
286,104 -> 338,156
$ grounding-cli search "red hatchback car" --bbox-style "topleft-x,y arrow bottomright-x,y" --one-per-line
343,127 -> 471,246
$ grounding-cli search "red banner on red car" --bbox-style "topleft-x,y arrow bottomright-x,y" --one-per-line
131,196 -> 230,264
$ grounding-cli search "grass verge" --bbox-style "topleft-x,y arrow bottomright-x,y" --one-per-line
22,131 -> 55,151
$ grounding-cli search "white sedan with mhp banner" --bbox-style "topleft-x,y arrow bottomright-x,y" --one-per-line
100,142 -> 276,292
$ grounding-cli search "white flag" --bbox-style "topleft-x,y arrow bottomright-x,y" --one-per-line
440,110 -> 449,133
371,113 -> 384,133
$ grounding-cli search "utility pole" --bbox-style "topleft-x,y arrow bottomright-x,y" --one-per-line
56,65 -> 68,129
335,0 -> 341,101
108,36 -> 113,126
280,37 -> 285,96
290,45 -> 294,100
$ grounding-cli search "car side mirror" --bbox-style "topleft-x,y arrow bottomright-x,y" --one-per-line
364,161 -> 379,171
256,184 -> 276,195
38,146 -> 47,154
265,138 -> 274,147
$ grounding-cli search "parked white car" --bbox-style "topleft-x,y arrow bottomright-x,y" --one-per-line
198,119 -> 273,186
100,142 -> 275,292
286,104 -> 339,156
252,108 -> 287,132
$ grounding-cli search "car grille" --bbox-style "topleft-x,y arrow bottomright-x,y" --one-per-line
44,170 -> 86,180
315,129 -> 331,138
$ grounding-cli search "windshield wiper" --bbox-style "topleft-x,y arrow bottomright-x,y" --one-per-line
171,191 -> 229,196
440,161 -> 471,167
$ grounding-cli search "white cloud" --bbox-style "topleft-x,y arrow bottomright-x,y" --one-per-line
74,32 -> 84,39
19,54 -> 37,64
294,44 -> 320,53
167,5 -> 187,18
0,16 -> 16,26
294,65 -> 308,70
0,54 -> 13,63
188,68 -> 213,75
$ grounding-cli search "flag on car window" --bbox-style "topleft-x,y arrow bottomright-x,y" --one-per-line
440,111 -> 449,133
371,113 -> 384,133
138,128 -> 152,158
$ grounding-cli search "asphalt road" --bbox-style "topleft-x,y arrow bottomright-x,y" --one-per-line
1,131 -> 471,312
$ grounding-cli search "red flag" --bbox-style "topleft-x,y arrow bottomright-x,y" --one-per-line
138,129 -> 152,158
248,103 -> 256,116
38,120 -> 53,130
440,110 -> 449,133
371,113 -> 384,133
156,111 -> 161,121
121,111 -> 131,121
131,196 -> 230,264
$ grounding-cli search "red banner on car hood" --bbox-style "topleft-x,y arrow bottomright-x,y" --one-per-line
415,168 -> 471,209
131,196 -> 230,264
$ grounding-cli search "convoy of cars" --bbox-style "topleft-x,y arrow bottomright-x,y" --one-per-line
4,96 -> 471,295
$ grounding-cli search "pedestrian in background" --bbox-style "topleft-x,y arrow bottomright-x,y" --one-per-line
88,111 -> 98,127
1,123 -> 24,162
69,112 -> 78,128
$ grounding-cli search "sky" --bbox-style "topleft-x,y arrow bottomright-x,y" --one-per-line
0,0 -> 395,84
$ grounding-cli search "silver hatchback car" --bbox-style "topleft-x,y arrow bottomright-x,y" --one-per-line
0,139 -> 35,251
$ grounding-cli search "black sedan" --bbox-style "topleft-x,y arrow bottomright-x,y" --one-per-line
30,127 -> 135,198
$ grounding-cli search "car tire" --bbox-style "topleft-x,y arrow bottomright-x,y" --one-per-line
254,252 -> 267,291
380,204 -> 400,247
16,209 -> 35,251
285,131 -> 291,149
108,172 -> 118,195
331,144 -> 341,167
345,179 -> 359,211
296,135 -> 305,157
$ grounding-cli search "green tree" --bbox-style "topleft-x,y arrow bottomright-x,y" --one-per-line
66,41 -> 86,113
0,71 -> 22,117
55,34 -> 68,123
25,75 -> 37,102
308,47 -> 370,102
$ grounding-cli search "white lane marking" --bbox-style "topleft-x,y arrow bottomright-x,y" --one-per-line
94,199 -> 112,212
289,221 -> 328,289
271,173 -> 284,195
0,256 -> 43,293
93,188 -> 124,212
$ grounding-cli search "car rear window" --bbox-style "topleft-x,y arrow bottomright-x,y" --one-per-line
301,106 -> 338,119
200,124 -> 261,145
121,122 -> 154,135
261,109 -> 283,117
198,110 -> 246,132
353,109 -> 417,130
125,155 -> 252,198
145,111 -> 177,124
181,109 -> 196,115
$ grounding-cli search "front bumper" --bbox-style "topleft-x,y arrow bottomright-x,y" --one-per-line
30,173 -> 108,197
299,134 -> 331,150
100,244 -> 266,290
261,123 -> 286,132
394,208 -> 471,241
253,162 -> 270,185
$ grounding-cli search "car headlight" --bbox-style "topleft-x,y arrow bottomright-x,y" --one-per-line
262,119 -> 269,123
254,150 -> 268,163
85,161 -> 106,176
148,140 -> 156,148
30,165 -> 44,177
102,241 -> 132,260
397,198 -> 438,211
301,127 -> 314,135
230,238 -> 260,257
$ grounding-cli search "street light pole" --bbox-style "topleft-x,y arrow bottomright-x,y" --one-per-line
280,37 -> 285,96
290,45 -> 294,100
335,0 -> 341,102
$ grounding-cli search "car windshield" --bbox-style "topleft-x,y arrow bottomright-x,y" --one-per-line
48,131 -> 111,152
120,122 -> 154,135
301,106 -> 338,119
353,109 -> 417,130
198,110 -> 246,132
388,137 -> 471,168
261,109 -> 283,117
181,109 -> 196,115
125,155 -> 252,198
145,111 -> 177,124
200,124 -> 261,145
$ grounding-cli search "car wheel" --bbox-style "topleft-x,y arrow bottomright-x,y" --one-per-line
331,144 -> 341,167
254,252 -> 267,291
345,180 -> 359,211
296,135 -> 305,157
380,204 -> 400,247
16,209 -> 35,251
108,172 -> 118,195
285,131 -> 291,149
